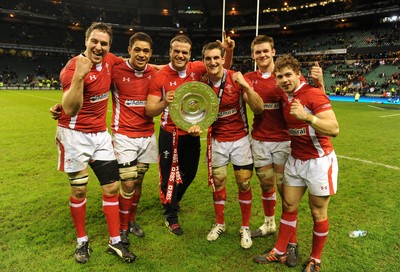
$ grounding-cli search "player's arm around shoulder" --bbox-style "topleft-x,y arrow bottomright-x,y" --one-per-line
233,71 -> 264,115
50,103 -> 62,120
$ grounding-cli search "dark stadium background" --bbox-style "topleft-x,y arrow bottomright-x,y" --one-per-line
0,0 -> 398,99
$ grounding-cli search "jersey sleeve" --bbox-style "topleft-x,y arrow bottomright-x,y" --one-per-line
244,74 -> 253,88
107,52 -> 124,66
309,88 -> 332,114
192,60 -> 206,75
59,59 -> 76,92
148,72 -> 164,98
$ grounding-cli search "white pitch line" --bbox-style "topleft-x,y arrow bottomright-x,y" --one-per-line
380,113 -> 400,118
7,91 -> 114,112
337,155 -> 400,170
195,151 -> 399,170
7,90 -> 61,102
367,105 -> 385,110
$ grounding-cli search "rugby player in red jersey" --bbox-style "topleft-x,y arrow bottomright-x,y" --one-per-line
146,34 -> 234,235
201,42 -> 263,249
254,54 -> 339,272
55,22 -> 136,263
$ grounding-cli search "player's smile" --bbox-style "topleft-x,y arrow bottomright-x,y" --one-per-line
93,51 -> 103,57
136,57 -> 146,64
207,64 -> 219,71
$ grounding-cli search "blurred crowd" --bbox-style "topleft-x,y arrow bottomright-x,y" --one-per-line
0,0 -> 399,93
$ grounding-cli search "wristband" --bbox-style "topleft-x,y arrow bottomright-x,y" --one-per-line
306,114 -> 317,125
311,115 -> 317,125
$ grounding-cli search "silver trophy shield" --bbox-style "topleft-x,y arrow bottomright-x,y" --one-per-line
169,81 -> 219,131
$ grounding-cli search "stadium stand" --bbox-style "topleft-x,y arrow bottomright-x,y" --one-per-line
0,0 -> 399,93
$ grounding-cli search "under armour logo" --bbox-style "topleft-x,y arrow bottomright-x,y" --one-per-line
123,77 -> 130,82
170,81 -> 177,86
163,150 -> 170,159
253,80 -> 258,85
89,75 -> 97,81
226,84 -> 233,94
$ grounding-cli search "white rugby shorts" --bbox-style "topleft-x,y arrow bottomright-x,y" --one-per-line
212,135 -> 253,167
56,126 -> 115,173
283,151 -> 338,196
112,132 -> 158,164
251,139 -> 291,168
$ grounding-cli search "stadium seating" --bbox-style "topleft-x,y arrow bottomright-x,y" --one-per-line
0,0 -> 398,92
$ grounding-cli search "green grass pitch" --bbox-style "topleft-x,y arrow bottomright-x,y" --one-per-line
0,90 -> 399,271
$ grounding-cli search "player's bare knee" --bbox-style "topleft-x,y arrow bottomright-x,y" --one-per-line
212,165 -> 227,181
256,168 -> 273,187
102,181 -> 120,195
256,168 -> 279,191
311,210 -> 328,222
256,167 -> 274,180
71,187 -> 87,199
121,179 -> 135,193
238,182 -> 251,192
235,169 -> 253,191
212,166 -> 227,189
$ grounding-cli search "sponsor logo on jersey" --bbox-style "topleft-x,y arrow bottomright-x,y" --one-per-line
218,108 -> 237,118
288,127 -> 306,136
264,102 -> 279,109
170,81 -> 177,86
190,72 -> 196,80
125,100 -> 146,107
322,103 -> 332,109
90,93 -> 108,103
